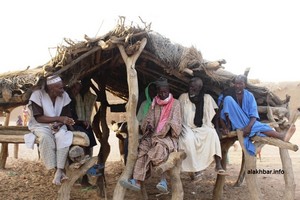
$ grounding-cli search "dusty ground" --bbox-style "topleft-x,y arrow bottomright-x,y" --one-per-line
0,81 -> 299,200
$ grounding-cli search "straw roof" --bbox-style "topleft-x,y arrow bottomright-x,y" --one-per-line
0,17 -> 288,118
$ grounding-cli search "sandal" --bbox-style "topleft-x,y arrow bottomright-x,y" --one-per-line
119,179 -> 141,191
87,163 -> 104,176
156,179 -> 168,193
216,168 -> 229,176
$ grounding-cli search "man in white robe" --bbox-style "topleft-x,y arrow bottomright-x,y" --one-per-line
178,77 -> 226,181
28,75 -> 75,185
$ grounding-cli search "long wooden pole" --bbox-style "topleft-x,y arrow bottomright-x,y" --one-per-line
113,38 -> 147,200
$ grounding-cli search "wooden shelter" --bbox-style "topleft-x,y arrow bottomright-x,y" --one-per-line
0,17 -> 298,199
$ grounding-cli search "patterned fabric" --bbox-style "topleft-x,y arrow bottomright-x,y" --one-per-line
178,93 -> 222,172
28,89 -> 71,129
71,90 -> 97,148
133,99 -> 182,181
34,127 -> 69,169
151,93 -> 174,132
75,91 -> 97,122
28,88 -> 72,170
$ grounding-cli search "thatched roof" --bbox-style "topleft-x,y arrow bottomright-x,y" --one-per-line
0,17 -> 289,119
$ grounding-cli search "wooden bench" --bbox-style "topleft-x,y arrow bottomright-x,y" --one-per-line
215,130 -> 299,200
0,126 -> 98,200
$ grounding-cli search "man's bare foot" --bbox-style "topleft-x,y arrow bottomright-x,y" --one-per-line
52,169 -> 68,185
52,169 -> 63,185
284,124 -> 296,142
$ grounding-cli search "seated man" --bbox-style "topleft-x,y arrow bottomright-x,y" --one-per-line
28,75 -> 75,185
178,77 -> 226,182
67,80 -> 97,155
119,77 -> 182,192
67,79 -> 98,185
218,75 -> 296,156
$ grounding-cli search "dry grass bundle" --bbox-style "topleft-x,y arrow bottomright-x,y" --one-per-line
0,68 -> 42,102
178,46 -> 203,71
146,32 -> 184,69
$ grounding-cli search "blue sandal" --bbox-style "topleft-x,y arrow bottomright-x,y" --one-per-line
156,179 -> 168,193
87,163 -> 104,176
119,179 -> 141,191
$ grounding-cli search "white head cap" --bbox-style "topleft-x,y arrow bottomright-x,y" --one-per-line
46,75 -> 62,85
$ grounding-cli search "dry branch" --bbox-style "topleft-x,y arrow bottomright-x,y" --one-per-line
53,46 -> 101,76
57,156 -> 98,200
155,151 -> 186,174
251,136 -> 298,151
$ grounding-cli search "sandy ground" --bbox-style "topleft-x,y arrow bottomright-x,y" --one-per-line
1,121 -> 299,200
0,81 -> 300,199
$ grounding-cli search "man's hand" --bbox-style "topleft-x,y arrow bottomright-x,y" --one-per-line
222,127 -> 230,135
242,126 -> 251,137
60,116 -> 75,126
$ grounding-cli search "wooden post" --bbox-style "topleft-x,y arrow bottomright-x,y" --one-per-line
113,38 -> 147,200
14,144 -> 19,159
155,151 -> 186,200
213,138 -> 236,200
236,130 -> 262,200
169,155 -> 185,200
278,110 -> 298,199
279,149 -> 296,199
93,75 -> 111,198
233,152 -> 246,187
0,111 -> 10,169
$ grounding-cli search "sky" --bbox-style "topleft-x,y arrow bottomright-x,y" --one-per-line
0,0 -> 299,82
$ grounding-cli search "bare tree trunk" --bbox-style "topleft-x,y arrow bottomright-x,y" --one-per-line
278,110 -> 299,200
97,87 -> 110,198
113,38 -> 147,200
237,130 -> 262,200
92,74 -> 110,198
279,149 -> 296,200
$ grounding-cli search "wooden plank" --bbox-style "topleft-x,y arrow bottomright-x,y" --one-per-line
0,126 -> 30,135
0,130 -> 90,147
